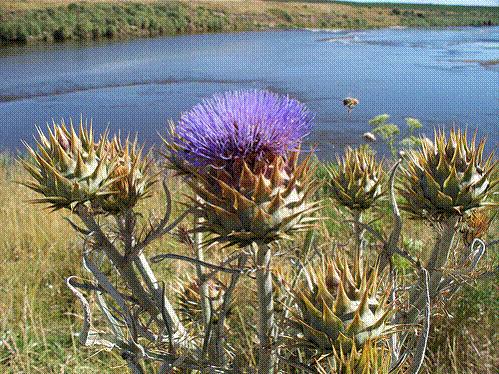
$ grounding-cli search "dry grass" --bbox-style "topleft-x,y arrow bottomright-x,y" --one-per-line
0,163 -> 115,372
0,160 -> 187,373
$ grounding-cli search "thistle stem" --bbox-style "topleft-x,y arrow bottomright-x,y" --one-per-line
210,253 -> 248,367
256,241 -> 276,374
75,205 -> 190,349
352,209 -> 364,263
406,215 -> 458,323
426,216 -> 459,298
134,253 -> 188,342
194,196 -> 212,346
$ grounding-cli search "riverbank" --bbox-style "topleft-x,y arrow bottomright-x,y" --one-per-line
1,0 -> 498,46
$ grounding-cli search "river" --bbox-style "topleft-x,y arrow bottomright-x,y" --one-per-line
0,27 -> 497,158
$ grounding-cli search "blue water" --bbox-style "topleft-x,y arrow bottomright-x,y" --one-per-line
0,27 -> 497,159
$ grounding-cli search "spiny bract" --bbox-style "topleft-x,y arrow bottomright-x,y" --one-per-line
315,341 -> 392,374
21,120 -> 114,211
325,146 -> 384,211
176,276 -> 226,327
460,209 -> 493,247
398,128 -> 497,220
97,135 -> 156,213
291,253 -> 393,356
186,151 -> 321,246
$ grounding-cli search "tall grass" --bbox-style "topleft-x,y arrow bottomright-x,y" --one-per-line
0,157 -> 185,373
0,159 -> 122,372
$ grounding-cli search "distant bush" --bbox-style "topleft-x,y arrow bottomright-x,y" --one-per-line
52,27 -> 67,42
73,21 -> 92,39
0,22 -> 29,44
269,8 -> 293,22
193,7 -> 228,32
0,2 -> 193,45
103,26 -> 115,39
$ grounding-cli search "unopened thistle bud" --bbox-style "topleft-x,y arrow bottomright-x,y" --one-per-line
290,253 -> 394,373
398,129 -> 498,221
325,147 -> 384,211
20,119 -> 114,211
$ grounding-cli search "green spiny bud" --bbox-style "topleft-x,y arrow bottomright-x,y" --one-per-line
325,147 -> 384,211
398,128 -> 498,221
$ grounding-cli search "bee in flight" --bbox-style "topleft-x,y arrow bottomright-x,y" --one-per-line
343,97 -> 359,113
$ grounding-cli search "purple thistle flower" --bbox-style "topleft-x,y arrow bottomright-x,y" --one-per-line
171,90 -> 314,169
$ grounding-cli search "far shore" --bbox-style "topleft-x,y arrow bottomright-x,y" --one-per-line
1,0 -> 498,48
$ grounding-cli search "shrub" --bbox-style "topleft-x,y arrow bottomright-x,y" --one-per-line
269,8 -> 293,22
73,21 -> 92,39
52,27 -> 67,42
103,26 -> 115,39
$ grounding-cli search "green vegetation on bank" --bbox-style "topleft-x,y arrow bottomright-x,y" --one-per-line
0,0 -> 498,46
0,2 -> 228,45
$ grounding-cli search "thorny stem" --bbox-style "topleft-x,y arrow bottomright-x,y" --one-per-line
76,206 -> 158,317
426,215 -> 459,298
74,204 -> 190,350
134,253 -> 188,344
125,355 -> 145,374
151,253 -> 243,274
379,158 -> 403,272
408,268 -> 431,374
255,242 -> 276,374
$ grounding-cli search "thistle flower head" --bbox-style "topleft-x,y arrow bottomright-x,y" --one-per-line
21,119 -> 154,213
176,276 -> 226,328
292,253 -> 393,353
20,119 -> 113,211
169,90 -> 313,172
97,135 -> 156,213
461,209 -> 493,246
164,90 -> 319,246
325,146 -> 384,211
398,128 -> 498,220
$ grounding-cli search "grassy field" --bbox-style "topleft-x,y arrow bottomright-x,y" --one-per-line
0,152 -> 497,373
0,0 -> 498,45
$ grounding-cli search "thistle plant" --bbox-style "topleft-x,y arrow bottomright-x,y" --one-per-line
461,209 -> 493,247
294,256 -> 393,350
324,146 -> 384,257
317,342 -> 392,374
164,90 -> 319,373
98,135 -> 156,213
326,147 -> 384,212
20,120 -> 208,372
176,276 -> 226,329
17,103 -> 497,374
398,128 -> 497,322
280,248 -> 394,374
399,129 -> 496,221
